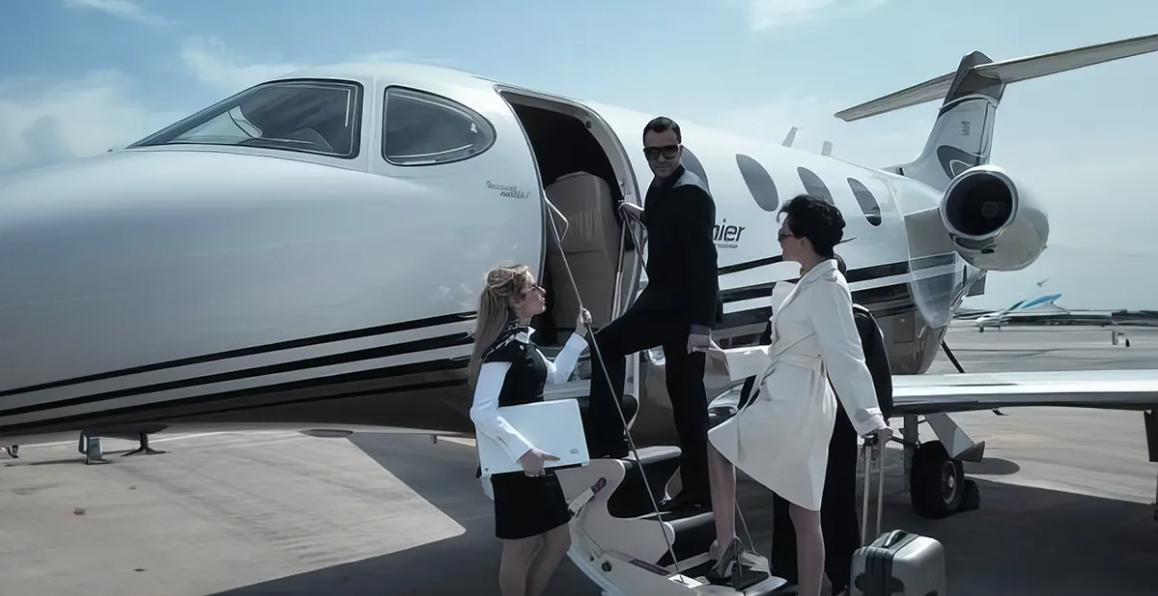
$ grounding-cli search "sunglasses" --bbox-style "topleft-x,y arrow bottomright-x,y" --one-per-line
643,144 -> 680,161
525,284 -> 546,295
777,230 -> 795,241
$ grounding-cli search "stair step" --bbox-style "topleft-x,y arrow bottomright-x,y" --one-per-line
672,559 -> 777,593
637,506 -> 715,567
608,445 -> 681,518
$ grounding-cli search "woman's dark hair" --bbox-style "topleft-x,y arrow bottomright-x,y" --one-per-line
779,194 -> 845,257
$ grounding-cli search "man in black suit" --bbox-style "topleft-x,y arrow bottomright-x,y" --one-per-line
584,116 -> 722,510
748,255 -> 892,596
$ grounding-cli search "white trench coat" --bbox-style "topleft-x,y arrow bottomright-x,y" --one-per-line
707,259 -> 886,511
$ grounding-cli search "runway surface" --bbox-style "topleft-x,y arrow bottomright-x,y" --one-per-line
2,325 -> 1156,596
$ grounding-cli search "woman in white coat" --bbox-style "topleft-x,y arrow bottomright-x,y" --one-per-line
706,194 -> 893,596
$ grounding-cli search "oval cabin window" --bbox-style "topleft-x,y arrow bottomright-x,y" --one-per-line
847,178 -> 882,226
382,87 -> 496,166
680,147 -> 710,189
129,80 -> 363,159
796,167 -> 833,204
736,154 -> 779,212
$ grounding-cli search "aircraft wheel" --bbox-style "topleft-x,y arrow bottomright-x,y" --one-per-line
909,440 -> 965,519
4,445 -> 17,458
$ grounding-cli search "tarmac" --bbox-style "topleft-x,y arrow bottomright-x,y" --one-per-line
1,325 -> 1156,596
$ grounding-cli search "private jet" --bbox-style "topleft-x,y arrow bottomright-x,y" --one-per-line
2,32 -> 1158,596
955,292 -> 1064,329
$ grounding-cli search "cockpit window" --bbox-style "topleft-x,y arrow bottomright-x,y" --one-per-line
129,80 -> 363,159
382,87 -> 495,166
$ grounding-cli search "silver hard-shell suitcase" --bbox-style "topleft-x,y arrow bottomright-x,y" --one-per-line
849,439 -> 947,596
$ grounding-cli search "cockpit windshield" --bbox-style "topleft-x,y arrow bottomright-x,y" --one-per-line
129,80 -> 362,159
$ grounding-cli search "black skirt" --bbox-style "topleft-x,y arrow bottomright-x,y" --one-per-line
490,469 -> 572,540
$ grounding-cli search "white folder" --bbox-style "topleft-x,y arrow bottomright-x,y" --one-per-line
476,398 -> 591,477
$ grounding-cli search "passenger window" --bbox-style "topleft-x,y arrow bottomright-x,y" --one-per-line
382,87 -> 495,166
681,147 -> 710,189
736,154 -> 778,212
796,167 -> 833,204
130,80 -> 362,158
847,178 -> 882,226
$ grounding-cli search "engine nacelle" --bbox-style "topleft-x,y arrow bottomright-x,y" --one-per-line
939,164 -> 1049,271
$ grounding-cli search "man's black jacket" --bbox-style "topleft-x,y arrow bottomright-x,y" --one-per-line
738,303 -> 894,421
632,164 -> 723,328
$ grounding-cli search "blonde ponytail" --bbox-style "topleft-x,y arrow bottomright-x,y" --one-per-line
467,264 -> 534,389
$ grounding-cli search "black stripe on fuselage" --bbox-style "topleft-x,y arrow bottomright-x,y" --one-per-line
0,359 -> 468,435
0,311 -> 477,400
0,331 -> 474,418
720,254 -> 957,304
52,274 -> 932,429
719,276 -> 923,329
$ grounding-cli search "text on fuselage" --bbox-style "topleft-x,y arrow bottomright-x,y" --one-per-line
714,218 -> 745,249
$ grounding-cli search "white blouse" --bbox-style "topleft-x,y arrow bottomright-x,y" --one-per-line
469,329 -> 588,462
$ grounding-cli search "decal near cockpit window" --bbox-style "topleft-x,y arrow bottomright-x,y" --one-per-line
129,80 -> 363,159
381,87 -> 496,167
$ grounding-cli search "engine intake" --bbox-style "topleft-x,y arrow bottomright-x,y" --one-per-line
939,164 -> 1049,271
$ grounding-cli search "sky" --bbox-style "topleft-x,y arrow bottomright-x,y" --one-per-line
1,0 -> 1157,311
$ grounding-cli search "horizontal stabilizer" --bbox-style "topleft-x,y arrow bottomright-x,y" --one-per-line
835,33 -> 1158,122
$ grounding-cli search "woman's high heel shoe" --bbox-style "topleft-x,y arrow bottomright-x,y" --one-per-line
706,537 -> 744,586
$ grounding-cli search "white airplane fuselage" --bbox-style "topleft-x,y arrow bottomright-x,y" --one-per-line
0,62 -> 1039,448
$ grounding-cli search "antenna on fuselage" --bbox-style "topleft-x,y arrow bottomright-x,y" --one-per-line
782,127 -> 798,148
821,141 -> 833,156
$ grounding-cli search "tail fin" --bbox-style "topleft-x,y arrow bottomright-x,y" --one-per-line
835,33 -> 1158,191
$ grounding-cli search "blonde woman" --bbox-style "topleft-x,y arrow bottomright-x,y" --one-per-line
468,264 -> 592,596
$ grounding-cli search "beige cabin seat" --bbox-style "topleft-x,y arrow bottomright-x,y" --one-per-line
544,172 -> 621,330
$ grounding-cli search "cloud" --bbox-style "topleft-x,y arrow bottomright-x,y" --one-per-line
0,70 -> 183,173
730,0 -> 891,31
180,36 -> 307,94
179,38 -> 454,95
63,0 -> 172,28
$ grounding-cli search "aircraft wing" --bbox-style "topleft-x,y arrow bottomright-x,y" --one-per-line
893,369 -> 1158,415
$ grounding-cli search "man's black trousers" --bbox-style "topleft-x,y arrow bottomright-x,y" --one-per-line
583,306 -> 710,502
769,403 -> 861,593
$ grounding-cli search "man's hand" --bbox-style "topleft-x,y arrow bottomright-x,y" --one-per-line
687,333 -> 713,354
617,201 -> 644,223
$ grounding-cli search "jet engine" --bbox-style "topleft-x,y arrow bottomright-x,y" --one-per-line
939,164 -> 1049,271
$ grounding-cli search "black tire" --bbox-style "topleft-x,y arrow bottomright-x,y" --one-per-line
909,440 -> 965,519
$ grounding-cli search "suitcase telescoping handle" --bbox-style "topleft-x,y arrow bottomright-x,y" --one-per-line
859,435 -> 886,544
